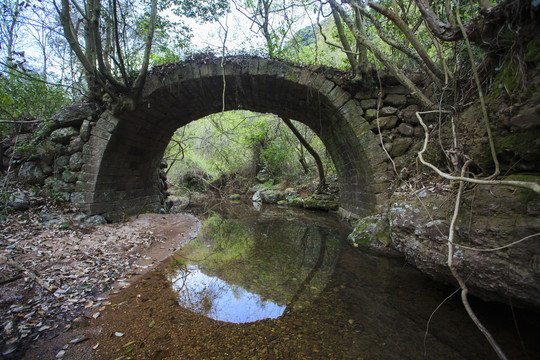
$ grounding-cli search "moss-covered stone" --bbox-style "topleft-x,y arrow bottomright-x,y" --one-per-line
364,109 -> 378,121
347,215 -> 391,246
62,169 -> 77,183
288,197 -> 304,207
260,189 -> 284,204
389,137 -> 413,157
498,131 -> 540,163
303,195 -> 339,211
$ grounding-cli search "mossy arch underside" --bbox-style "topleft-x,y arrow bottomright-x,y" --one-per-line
73,57 -> 391,220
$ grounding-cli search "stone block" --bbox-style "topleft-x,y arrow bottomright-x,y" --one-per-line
18,162 -> 46,185
381,106 -> 398,115
69,152 -> 83,171
62,169 -> 78,183
256,59 -> 269,75
283,67 -> 301,83
510,103 -> 540,129
51,102 -> 98,129
414,126 -> 425,138
399,105 -> 421,124
340,99 -> 365,119
371,116 -> 398,130
360,99 -> 377,109
247,59 -> 260,75
51,127 -> 79,145
390,137 -> 413,157
68,137 -> 84,154
328,86 -> 351,109
37,140 -> 56,164
185,63 -> 201,79
365,109 -> 378,121
90,127 -> 112,141
69,191 -> 91,205
372,162 -> 390,174
95,115 -> 119,133
55,155 -> 70,170
311,74 -> 335,95
349,118 -> 370,137
80,161 -> 100,174
55,143 -> 68,156
397,123 -> 415,136
74,174 -> 96,188
384,94 -> 407,107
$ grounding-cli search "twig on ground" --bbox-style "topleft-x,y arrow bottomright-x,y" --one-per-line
0,274 -> 23,285
0,255 -> 57,292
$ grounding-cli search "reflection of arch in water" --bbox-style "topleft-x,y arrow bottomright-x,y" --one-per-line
284,228 -> 328,314
73,57 -> 391,220
170,210 -> 342,322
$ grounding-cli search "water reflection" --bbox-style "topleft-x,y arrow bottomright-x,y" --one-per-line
163,202 -> 540,358
168,203 -> 345,323
172,265 -> 285,323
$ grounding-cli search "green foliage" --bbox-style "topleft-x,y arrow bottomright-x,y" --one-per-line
260,139 -> 289,177
134,11 -> 192,66
164,111 -> 334,192
0,72 -> 67,122
282,19 -> 350,69
0,71 -> 67,156
167,0 -> 229,22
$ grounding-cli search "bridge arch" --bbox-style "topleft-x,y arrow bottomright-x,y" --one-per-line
73,57 -> 391,220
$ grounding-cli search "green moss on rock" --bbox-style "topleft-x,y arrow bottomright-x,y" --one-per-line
348,215 -> 391,246
303,195 -> 339,211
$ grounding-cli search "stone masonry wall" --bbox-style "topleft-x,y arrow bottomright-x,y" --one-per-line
9,57 -> 425,220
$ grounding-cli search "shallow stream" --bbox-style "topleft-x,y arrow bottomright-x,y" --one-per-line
70,201 -> 540,360
159,201 -> 539,359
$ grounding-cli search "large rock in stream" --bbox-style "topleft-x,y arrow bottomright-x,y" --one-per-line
349,176 -> 540,308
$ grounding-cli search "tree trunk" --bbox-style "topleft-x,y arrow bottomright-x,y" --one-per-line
368,1 -> 446,83
282,118 -> 326,189
328,0 -> 434,108
331,6 -> 362,80
132,0 -> 158,100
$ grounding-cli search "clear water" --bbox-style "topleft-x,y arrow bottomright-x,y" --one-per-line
167,201 -> 540,359
171,264 -> 286,322
169,202 -> 345,322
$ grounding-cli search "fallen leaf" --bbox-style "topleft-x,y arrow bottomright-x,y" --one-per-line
70,335 -> 89,344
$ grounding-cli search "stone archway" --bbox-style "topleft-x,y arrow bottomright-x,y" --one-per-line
73,57 -> 393,220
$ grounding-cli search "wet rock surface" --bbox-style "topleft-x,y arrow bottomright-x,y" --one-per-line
349,178 -> 540,308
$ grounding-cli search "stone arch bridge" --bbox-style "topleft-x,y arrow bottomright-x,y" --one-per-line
56,56 -> 420,220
